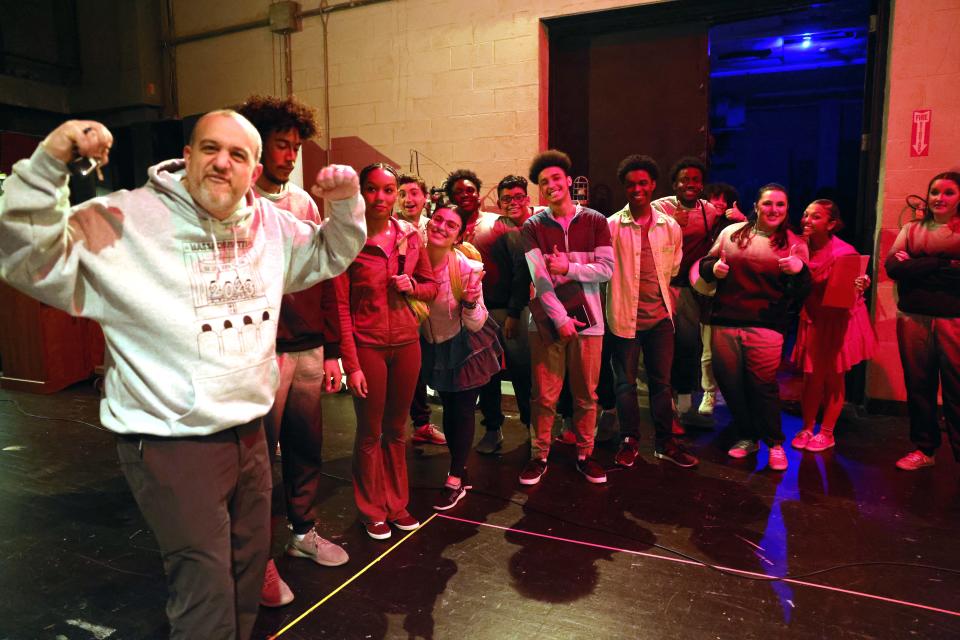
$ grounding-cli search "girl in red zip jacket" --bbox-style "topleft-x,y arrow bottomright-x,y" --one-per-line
334,163 -> 438,540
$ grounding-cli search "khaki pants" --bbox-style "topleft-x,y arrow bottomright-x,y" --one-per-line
529,331 -> 603,459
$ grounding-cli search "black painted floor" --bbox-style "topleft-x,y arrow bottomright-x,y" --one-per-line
0,382 -> 958,640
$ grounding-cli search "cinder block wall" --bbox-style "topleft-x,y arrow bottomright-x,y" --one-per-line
172,0 -> 648,205
868,0 -> 960,402
171,0 -> 960,402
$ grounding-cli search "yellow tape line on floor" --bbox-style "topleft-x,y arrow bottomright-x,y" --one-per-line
269,512 -> 439,639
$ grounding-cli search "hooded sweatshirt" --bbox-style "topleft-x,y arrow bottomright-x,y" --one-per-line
254,182 -> 340,355
0,147 -> 366,436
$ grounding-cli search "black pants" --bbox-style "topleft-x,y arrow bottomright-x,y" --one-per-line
611,319 -> 675,447
409,381 -> 432,428
439,387 -> 481,477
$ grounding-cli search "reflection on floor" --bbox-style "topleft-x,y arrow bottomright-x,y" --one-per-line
0,382 -> 958,639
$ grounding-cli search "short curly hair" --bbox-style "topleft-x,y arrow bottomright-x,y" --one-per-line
237,95 -> 319,151
497,174 -> 528,196
398,173 -> 428,195
528,149 -> 572,184
616,154 -> 660,183
668,156 -> 707,184
445,169 -> 482,201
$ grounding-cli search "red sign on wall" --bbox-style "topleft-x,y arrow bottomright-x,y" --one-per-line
911,109 -> 932,157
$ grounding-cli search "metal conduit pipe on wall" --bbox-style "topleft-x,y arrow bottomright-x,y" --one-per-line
161,0 -> 393,151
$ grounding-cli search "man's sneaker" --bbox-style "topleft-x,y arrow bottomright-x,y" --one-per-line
412,423 -> 446,445
791,429 -> 814,449
895,449 -> 935,471
805,432 -> 835,452
433,484 -> 467,511
390,514 -> 420,531
728,439 -> 759,459
698,391 -> 716,416
615,438 -> 640,468
475,429 -> 503,454
768,445 -> 788,471
576,457 -> 608,484
364,521 -> 391,540
519,459 -> 548,485
286,529 -> 349,567
554,429 -> 577,445
654,440 -> 699,468
260,559 -> 294,607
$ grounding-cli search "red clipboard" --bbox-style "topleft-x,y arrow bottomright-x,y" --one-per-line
822,255 -> 868,309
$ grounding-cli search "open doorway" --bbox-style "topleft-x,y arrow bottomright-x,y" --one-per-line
707,1 -> 873,238
544,0 -> 886,247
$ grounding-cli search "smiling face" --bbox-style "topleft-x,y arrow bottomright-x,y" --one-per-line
498,186 -> 528,222
361,168 -> 398,223
427,206 -> 464,250
623,169 -> 656,213
398,181 -> 428,221
183,112 -> 262,219
927,178 -> 960,220
673,167 -> 704,207
537,166 -> 572,206
451,179 -> 480,215
755,189 -> 789,233
800,202 -> 836,241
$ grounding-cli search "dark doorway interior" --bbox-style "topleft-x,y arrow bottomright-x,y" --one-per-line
707,1 -> 872,235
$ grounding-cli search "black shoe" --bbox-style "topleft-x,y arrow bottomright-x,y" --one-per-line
475,429 -> 503,455
576,457 -> 608,484
615,438 -> 640,467
654,440 -> 699,468
433,484 -> 467,511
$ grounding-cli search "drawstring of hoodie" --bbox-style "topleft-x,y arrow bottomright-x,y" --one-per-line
205,214 -> 245,276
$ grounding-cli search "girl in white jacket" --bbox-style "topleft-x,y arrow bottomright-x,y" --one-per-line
421,204 -> 502,510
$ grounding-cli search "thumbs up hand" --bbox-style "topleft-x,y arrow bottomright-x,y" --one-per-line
713,249 -> 730,279
725,201 -> 747,221
544,244 -> 570,276
778,244 -> 805,275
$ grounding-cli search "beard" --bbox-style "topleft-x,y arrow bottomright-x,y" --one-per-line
189,178 -> 244,218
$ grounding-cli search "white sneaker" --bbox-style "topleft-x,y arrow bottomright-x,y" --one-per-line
768,445 -> 788,471
286,529 -> 349,567
698,391 -> 716,416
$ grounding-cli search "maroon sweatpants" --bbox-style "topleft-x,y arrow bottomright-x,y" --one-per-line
352,341 -> 421,522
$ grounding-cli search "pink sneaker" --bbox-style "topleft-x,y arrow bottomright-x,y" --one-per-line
768,445 -> 788,471
260,559 -> 294,607
791,430 -> 814,450
895,450 -> 935,471
805,432 -> 835,452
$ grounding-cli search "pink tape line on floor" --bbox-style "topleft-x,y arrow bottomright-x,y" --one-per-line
436,513 -> 960,618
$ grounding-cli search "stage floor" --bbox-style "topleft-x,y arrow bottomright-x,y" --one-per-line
0,382 -> 957,639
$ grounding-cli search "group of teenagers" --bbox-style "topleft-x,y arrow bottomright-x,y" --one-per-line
0,94 -> 957,640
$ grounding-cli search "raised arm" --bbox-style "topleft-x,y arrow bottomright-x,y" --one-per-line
283,165 -> 367,292
0,121 -> 114,315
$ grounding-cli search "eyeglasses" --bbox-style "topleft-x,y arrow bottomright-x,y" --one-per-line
499,195 -> 526,204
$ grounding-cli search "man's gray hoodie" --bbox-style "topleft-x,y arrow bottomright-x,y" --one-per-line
0,146 -> 366,436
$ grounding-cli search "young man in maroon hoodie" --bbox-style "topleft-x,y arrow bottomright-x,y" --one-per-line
239,95 -> 349,609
